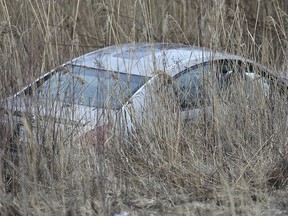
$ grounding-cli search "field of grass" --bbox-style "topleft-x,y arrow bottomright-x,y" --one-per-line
0,0 -> 288,215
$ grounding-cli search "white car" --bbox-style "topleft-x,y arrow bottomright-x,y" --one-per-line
0,43 -> 286,144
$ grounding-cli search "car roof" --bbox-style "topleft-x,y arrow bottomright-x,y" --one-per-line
71,43 -> 243,77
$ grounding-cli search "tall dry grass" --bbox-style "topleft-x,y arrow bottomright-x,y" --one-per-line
0,0 -> 288,215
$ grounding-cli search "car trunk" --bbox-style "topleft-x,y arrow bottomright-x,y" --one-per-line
0,94 -> 117,145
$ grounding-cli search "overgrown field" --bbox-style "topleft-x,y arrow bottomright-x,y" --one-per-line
0,0 -> 288,215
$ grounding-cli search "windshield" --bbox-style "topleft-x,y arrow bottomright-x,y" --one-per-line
35,65 -> 148,109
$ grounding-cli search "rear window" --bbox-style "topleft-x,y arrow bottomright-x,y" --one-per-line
35,65 -> 148,109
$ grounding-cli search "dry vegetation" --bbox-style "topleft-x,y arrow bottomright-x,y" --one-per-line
0,0 -> 288,215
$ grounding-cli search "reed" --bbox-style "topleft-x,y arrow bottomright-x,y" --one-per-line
0,0 -> 288,215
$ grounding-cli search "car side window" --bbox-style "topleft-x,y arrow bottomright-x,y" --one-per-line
240,62 -> 270,96
171,59 -> 271,111
220,61 -> 270,98
172,60 -> 238,110
172,64 -> 211,110
216,60 -> 241,89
